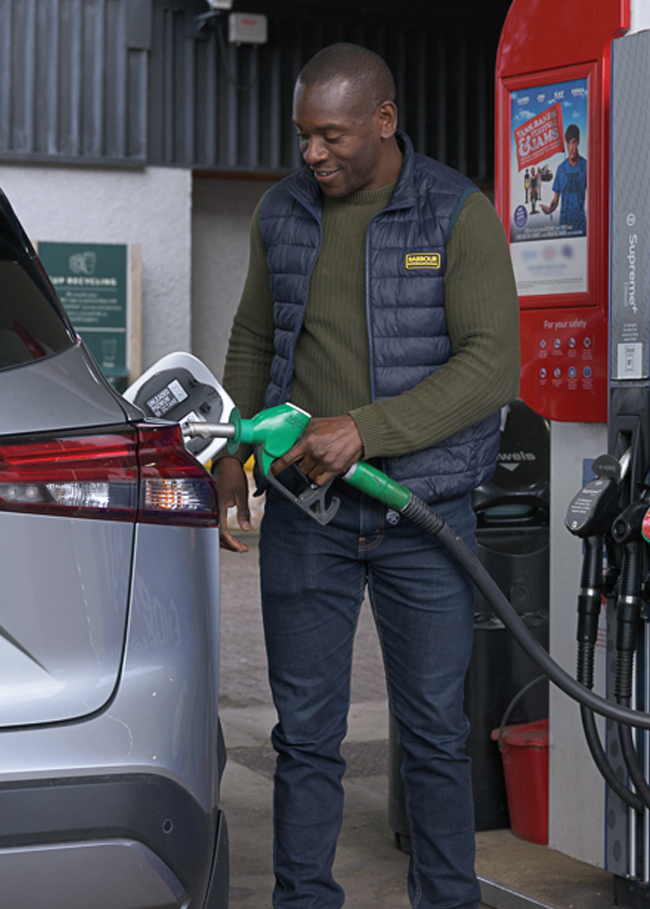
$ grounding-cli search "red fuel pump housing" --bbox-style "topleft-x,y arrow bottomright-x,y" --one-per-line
495,0 -> 630,422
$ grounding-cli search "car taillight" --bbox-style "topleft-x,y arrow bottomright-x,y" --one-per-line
0,424 -> 218,526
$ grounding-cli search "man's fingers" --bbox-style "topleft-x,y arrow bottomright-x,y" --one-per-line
219,526 -> 250,552
271,445 -> 305,475
217,493 -> 251,551
213,456 -> 252,553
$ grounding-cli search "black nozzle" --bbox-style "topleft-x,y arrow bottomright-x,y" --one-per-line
565,477 -> 619,538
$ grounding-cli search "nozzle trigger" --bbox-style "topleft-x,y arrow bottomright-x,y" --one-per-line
264,460 -> 341,525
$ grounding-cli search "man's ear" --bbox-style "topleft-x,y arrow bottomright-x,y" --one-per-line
377,100 -> 398,139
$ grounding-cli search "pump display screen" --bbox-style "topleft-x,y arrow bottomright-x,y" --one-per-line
508,76 -> 589,298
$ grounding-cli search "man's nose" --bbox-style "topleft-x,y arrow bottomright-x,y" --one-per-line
302,136 -> 327,164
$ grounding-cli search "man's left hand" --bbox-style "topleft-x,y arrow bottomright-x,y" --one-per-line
271,414 -> 363,485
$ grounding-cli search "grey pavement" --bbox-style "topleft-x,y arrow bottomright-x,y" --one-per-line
218,539 -> 615,909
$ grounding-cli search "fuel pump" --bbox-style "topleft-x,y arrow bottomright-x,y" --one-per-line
599,24 -> 650,903
492,0 -> 650,888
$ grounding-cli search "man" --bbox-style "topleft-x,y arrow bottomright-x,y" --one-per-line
541,123 -> 587,234
215,43 -> 519,909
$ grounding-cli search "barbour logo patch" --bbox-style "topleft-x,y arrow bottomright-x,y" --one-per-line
405,253 -> 441,270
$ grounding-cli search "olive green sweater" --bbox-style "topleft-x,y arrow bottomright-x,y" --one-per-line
221,186 -> 520,464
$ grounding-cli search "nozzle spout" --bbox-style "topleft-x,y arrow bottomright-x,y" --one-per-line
182,421 -> 237,440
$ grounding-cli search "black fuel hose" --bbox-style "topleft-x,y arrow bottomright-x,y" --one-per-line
571,536 -> 646,810
580,705 -> 645,811
400,497 -> 650,729
617,704 -> 650,808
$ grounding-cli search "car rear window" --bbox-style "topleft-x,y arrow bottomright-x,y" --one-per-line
0,259 -> 75,370
0,192 -> 75,371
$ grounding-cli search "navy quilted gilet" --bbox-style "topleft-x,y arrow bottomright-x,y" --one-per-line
258,131 -> 500,504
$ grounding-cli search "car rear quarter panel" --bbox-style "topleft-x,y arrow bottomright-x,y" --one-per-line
0,524 -> 222,815
0,513 -> 134,725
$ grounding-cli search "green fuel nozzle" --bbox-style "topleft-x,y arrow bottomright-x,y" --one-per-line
183,404 -> 413,522
183,403 -> 312,477
228,403 -> 312,476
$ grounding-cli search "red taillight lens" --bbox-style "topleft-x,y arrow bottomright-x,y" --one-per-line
0,433 -> 138,519
0,424 -> 218,526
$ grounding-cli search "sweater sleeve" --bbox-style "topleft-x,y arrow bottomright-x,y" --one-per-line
218,198 -> 276,463
349,191 -> 520,459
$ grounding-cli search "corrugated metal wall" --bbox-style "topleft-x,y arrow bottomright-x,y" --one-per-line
0,0 -> 502,182
148,1 -> 500,181
0,0 -> 151,164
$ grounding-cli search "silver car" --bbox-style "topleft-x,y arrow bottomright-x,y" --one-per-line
0,189 -> 228,909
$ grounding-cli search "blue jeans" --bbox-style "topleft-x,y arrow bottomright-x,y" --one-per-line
259,476 -> 481,909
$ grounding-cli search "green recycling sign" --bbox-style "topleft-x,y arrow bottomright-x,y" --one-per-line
38,242 -> 129,382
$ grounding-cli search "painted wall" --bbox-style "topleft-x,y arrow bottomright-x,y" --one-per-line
0,164 -> 192,376
191,177 -> 276,384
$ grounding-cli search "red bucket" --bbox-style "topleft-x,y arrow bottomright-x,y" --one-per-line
490,718 -> 549,845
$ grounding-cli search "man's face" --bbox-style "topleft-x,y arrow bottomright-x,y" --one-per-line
292,78 -> 396,198
567,137 -> 579,163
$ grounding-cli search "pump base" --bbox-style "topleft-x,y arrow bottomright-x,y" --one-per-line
614,875 -> 650,908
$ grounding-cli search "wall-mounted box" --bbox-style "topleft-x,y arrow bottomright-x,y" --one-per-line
228,13 -> 267,44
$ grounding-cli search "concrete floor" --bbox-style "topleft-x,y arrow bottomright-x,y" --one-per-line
218,539 -> 617,909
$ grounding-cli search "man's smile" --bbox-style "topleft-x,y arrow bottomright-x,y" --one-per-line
312,166 -> 342,183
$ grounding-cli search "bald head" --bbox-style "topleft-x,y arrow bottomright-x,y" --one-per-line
296,44 -> 396,118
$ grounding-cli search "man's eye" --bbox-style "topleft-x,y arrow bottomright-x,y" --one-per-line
325,135 -> 343,144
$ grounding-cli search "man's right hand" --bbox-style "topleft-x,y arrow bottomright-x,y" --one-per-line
212,456 -> 251,552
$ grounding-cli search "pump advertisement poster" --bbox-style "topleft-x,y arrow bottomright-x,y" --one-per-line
508,77 -> 589,297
